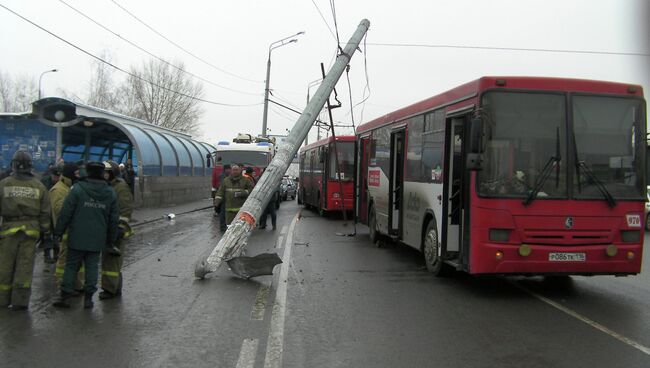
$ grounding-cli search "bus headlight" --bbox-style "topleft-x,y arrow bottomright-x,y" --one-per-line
489,229 -> 510,242
621,230 -> 640,243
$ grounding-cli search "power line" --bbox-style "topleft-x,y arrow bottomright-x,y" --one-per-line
365,42 -> 650,57
107,0 -> 264,83
0,3 -> 262,108
328,0 -> 341,47
310,0 -> 337,42
58,0 -> 261,96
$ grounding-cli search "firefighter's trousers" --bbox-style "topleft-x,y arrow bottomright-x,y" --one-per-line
101,237 -> 125,295
0,231 -> 37,307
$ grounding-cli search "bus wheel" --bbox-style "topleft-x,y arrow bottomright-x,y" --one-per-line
423,220 -> 450,276
369,207 -> 379,244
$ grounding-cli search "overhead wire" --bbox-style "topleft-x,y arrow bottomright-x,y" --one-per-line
309,0 -> 337,42
365,42 -> 650,57
58,0 -> 262,96
107,0 -> 264,83
0,3 -> 262,107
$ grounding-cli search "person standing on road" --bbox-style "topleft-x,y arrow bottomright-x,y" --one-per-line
51,162 -> 84,291
124,159 -> 136,194
217,164 -> 231,231
243,167 -> 257,186
0,150 -> 51,311
213,164 -> 253,228
52,161 -> 119,309
40,164 -> 61,263
99,160 -> 134,300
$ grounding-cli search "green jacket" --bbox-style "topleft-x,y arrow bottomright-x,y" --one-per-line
49,176 -> 72,228
54,178 -> 119,252
214,174 -> 254,212
0,173 -> 51,238
111,177 -> 134,221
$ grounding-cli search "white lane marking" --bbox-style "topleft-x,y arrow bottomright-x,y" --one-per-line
280,225 -> 288,235
236,338 -> 259,368
276,235 -> 284,249
251,282 -> 271,321
512,281 -> 650,356
263,212 -> 298,368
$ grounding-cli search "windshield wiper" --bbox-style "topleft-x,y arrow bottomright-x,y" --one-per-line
575,161 -> 617,208
523,127 -> 561,206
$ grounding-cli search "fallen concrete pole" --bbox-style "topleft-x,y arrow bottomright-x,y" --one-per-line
194,18 -> 370,279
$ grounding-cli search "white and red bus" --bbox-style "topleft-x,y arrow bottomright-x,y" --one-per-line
356,76 -> 646,276
210,134 -> 275,190
298,135 -> 355,215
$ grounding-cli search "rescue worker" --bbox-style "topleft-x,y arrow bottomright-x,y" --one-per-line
52,161 -> 119,309
0,150 -> 51,311
40,163 -> 61,190
243,167 -> 257,186
51,162 -> 84,291
213,164 -> 253,227
99,160 -> 134,300
40,164 -> 62,263
218,164 -> 231,231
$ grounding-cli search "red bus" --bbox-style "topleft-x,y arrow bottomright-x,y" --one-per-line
298,135 -> 355,215
356,76 -> 646,276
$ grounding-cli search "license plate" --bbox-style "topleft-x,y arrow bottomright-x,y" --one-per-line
548,252 -> 586,262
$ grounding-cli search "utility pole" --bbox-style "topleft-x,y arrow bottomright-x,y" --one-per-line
195,19 -> 370,279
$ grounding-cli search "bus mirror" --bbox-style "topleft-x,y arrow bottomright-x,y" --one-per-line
206,154 -> 212,168
469,118 -> 483,154
466,153 -> 483,171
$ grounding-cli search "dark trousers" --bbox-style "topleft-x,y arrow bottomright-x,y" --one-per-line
62,249 -> 100,294
260,202 -> 277,228
219,202 -> 227,230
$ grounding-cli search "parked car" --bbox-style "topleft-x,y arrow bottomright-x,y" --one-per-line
281,177 -> 296,201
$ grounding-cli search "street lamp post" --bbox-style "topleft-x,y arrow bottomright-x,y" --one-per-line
305,78 -> 322,144
38,69 -> 58,99
261,31 -> 304,137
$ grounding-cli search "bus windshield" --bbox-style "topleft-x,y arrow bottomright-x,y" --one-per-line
477,91 -> 645,201
478,92 -> 567,199
329,141 -> 355,181
217,151 -> 269,167
572,95 -> 644,200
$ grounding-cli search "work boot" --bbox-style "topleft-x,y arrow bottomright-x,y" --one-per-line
53,292 -> 72,308
99,290 -> 119,300
84,293 -> 94,309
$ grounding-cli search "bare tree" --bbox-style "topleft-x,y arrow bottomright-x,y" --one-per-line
0,70 -> 37,112
86,51 -> 121,110
121,59 -> 204,135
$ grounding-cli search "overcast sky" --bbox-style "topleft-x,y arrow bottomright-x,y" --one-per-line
1,0 -> 648,144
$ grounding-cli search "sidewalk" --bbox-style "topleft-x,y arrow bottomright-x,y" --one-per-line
131,197 -> 213,224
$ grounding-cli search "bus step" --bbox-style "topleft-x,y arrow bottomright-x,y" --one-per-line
444,258 -> 461,270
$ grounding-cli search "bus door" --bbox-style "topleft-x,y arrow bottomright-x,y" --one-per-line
358,136 -> 371,223
445,118 -> 467,258
389,129 -> 406,237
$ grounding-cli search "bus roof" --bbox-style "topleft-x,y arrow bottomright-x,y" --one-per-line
357,76 -> 644,134
215,142 -> 274,153
300,135 -> 356,153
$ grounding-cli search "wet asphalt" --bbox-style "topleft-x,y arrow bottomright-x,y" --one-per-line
1,200 -> 650,368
